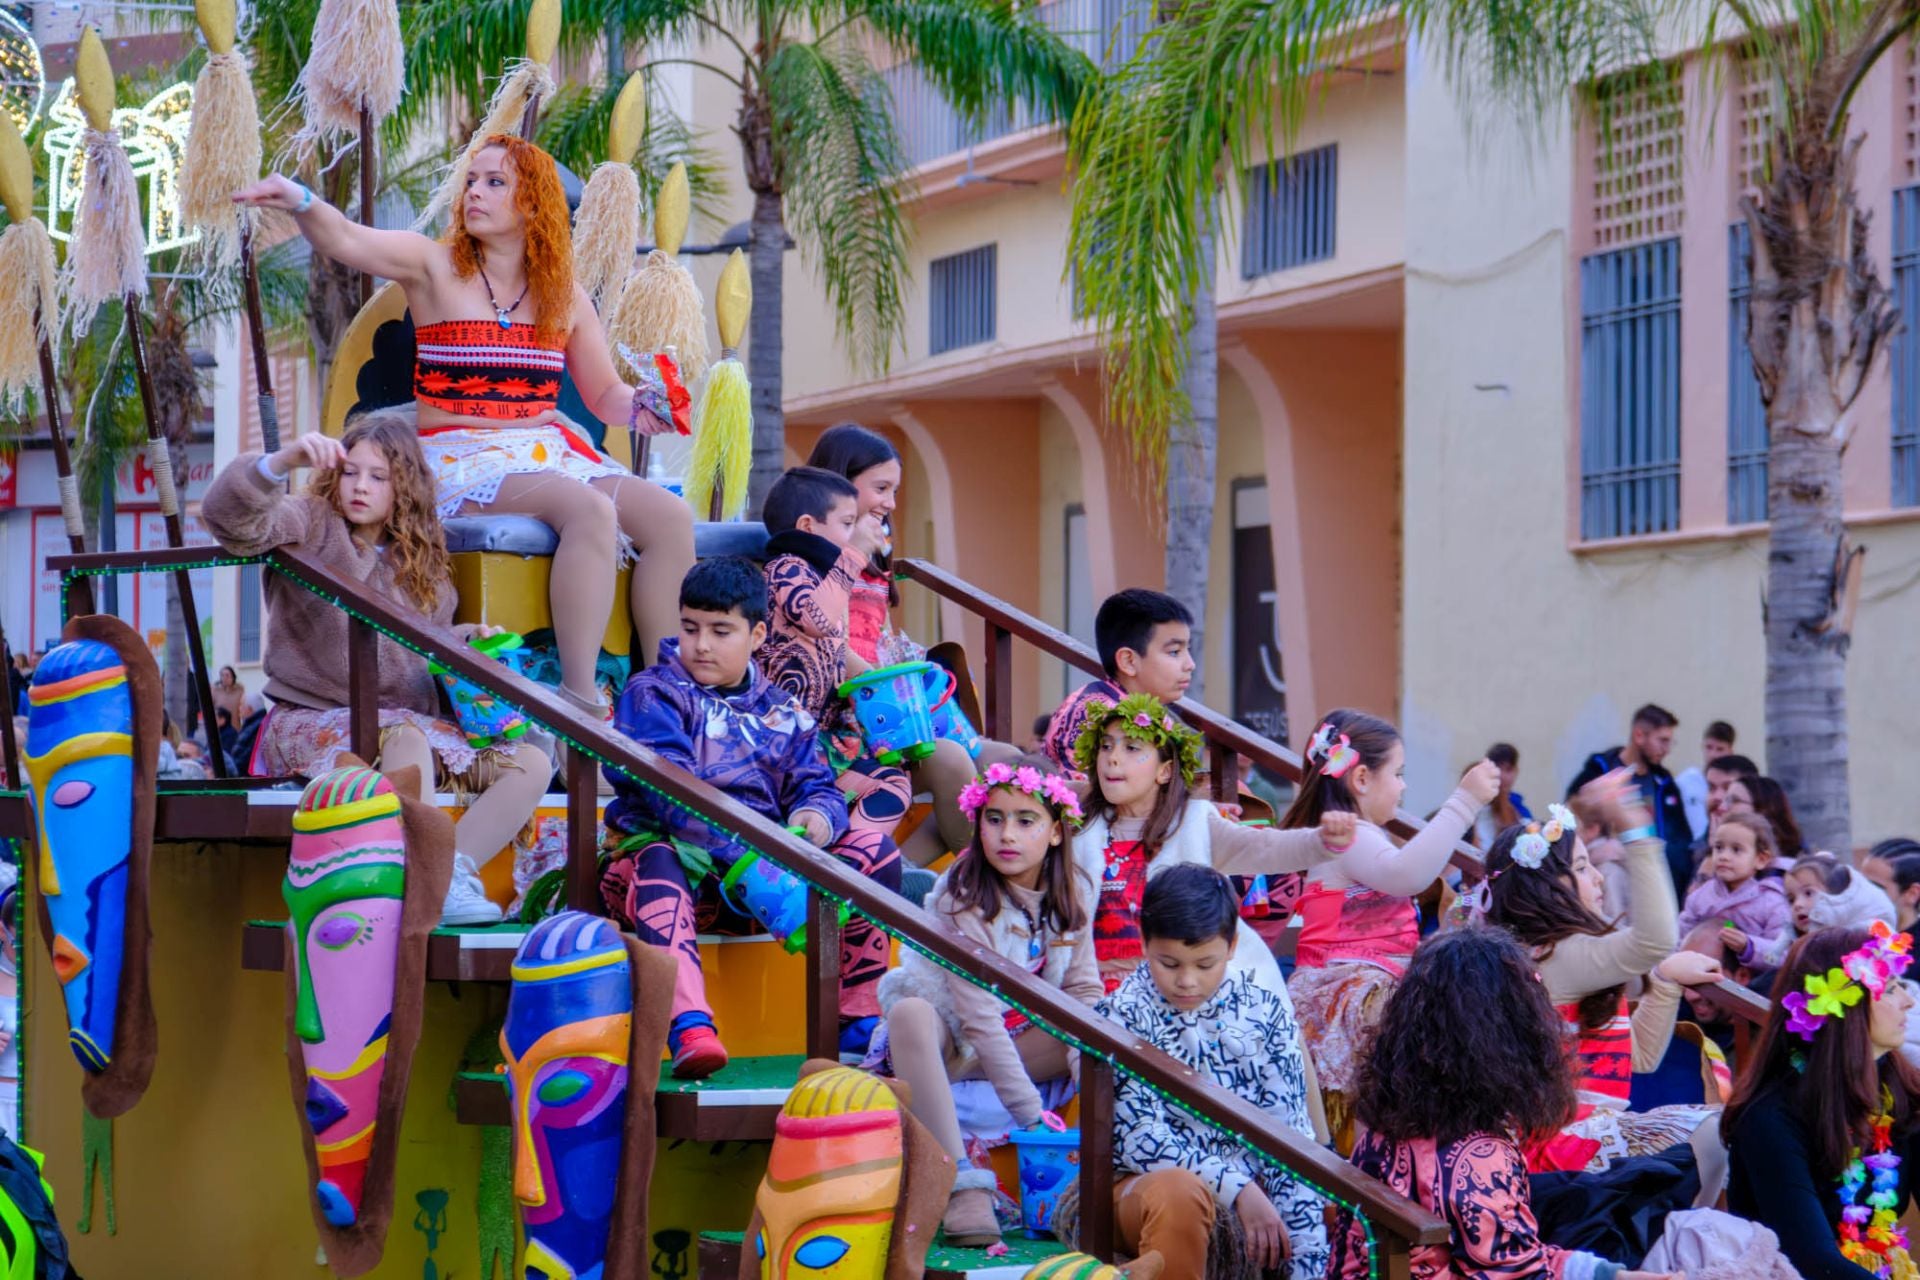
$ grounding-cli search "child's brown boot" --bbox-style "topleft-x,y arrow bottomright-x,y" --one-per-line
941,1169 -> 1001,1246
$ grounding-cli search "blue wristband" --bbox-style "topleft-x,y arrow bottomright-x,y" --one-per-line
1619,824 -> 1658,845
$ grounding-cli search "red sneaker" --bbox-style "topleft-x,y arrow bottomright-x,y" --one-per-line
671,1025 -> 729,1080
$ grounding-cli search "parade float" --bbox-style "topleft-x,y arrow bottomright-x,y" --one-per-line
0,1 -> 1565,1277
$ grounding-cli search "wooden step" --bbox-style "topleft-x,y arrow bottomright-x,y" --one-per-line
699,1230 -> 1069,1280
455,1054 -> 804,1140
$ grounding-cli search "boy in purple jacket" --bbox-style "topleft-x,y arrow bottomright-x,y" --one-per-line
600,557 -> 902,1078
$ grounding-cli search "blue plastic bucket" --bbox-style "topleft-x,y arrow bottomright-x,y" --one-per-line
1008,1126 -> 1080,1238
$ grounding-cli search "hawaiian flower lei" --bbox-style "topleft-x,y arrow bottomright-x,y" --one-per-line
1069,692 -> 1204,788
1783,921 -> 1914,1043
1839,1088 -> 1916,1280
957,762 -> 1086,829
1510,804 -> 1577,870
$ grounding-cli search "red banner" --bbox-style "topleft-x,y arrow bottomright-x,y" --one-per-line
0,445 -> 16,509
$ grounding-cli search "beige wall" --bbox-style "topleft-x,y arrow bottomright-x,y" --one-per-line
1400,41 -> 1920,844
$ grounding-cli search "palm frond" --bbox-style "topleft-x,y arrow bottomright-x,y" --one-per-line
764,36 -> 911,374
857,0 -> 1098,126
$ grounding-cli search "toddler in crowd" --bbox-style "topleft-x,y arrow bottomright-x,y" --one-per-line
1043,590 -> 1195,772
1784,853 -> 1896,938
869,754 -> 1098,1247
1677,812 -> 1791,968
1099,865 -> 1329,1280
598,557 -> 901,1078
202,418 -> 552,927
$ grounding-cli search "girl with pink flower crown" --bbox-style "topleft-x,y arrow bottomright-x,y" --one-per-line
864,753 -> 1100,1247
1071,693 -> 1350,999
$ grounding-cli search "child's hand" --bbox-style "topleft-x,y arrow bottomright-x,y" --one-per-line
1584,768 -> 1652,834
1718,926 -> 1749,957
1656,950 -> 1726,987
269,432 -> 346,476
794,810 -> 833,847
1234,1182 -> 1290,1272
1459,759 -> 1501,808
849,511 -> 889,559
1319,809 -> 1357,852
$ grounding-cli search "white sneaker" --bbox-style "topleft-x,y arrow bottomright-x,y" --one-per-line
441,855 -> 504,926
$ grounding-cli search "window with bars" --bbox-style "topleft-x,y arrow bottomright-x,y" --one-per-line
237,562 -> 262,663
1579,238 -> 1683,539
1894,186 -> 1920,506
930,244 -> 997,355
1589,82 -> 1685,250
1240,144 -> 1337,279
1727,223 -> 1768,524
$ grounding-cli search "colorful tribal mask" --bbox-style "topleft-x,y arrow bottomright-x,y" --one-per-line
504,912 -> 634,1280
285,766 -> 408,1229
753,1067 -> 903,1279
25,637 -> 138,1076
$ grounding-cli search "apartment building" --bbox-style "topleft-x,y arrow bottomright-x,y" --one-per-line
678,17 -> 1920,838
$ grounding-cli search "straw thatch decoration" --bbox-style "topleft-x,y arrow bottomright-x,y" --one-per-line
573,162 -> 640,311
291,0 -> 403,149
64,128 -> 147,337
180,51 -> 262,267
0,217 -> 56,414
684,248 -> 751,518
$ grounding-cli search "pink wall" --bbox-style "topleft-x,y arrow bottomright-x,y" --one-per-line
1232,328 -> 1402,725
890,399 -> 1047,730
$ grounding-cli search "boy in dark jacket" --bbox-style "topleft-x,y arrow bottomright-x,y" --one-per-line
601,557 -> 901,1078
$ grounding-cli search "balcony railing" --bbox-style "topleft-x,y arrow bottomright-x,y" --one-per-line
882,0 -> 1151,171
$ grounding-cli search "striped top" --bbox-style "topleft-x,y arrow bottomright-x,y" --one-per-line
413,320 -> 566,421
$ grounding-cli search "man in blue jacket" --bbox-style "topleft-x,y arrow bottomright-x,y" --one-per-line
1566,703 -> 1696,898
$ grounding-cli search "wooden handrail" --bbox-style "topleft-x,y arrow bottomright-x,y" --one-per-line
50,543 -> 1453,1249
1709,978 -> 1770,1025
896,557 -> 1486,876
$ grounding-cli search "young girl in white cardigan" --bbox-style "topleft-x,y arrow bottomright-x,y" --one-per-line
869,755 -> 1100,1248
1070,693 -> 1344,998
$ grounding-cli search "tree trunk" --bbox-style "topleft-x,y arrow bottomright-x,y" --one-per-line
746,188 -> 787,518
1764,425 -> 1852,852
1745,91 -> 1896,855
164,576 -> 190,735
737,79 -> 786,518
1166,222 -> 1217,701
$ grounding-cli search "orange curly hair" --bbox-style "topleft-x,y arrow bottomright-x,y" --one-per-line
308,410 -> 451,613
446,135 -> 575,347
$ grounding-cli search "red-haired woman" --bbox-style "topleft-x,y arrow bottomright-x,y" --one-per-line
236,137 -> 694,713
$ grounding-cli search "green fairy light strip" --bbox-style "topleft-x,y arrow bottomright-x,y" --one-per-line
59,551 -> 1394,1276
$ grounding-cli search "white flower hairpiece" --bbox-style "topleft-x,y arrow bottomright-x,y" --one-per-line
1510,802 -> 1578,871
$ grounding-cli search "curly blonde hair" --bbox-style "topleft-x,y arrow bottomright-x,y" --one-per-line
446,135 -> 575,347
308,409 -> 451,612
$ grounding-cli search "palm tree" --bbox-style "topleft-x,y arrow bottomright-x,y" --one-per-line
402,0 -> 1096,511
1067,0 -> 1901,852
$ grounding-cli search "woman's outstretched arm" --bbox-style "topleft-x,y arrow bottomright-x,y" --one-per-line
234,175 -> 439,287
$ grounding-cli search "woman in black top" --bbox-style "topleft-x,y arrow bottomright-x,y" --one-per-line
1722,928 -> 1920,1280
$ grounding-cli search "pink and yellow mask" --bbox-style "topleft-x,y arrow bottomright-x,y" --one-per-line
753,1068 -> 903,1279
284,767 -> 407,1229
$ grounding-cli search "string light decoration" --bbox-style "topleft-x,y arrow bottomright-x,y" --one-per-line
0,8 -> 44,135
43,77 -> 197,254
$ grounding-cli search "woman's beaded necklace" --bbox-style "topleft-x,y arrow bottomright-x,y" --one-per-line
1839,1091 -> 1917,1280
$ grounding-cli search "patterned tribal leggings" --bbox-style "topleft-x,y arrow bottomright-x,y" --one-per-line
600,758 -> 910,1023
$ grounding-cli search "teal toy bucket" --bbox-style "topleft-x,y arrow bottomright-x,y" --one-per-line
836,661 -> 954,766
429,631 -> 530,748
1009,1126 -> 1080,1238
